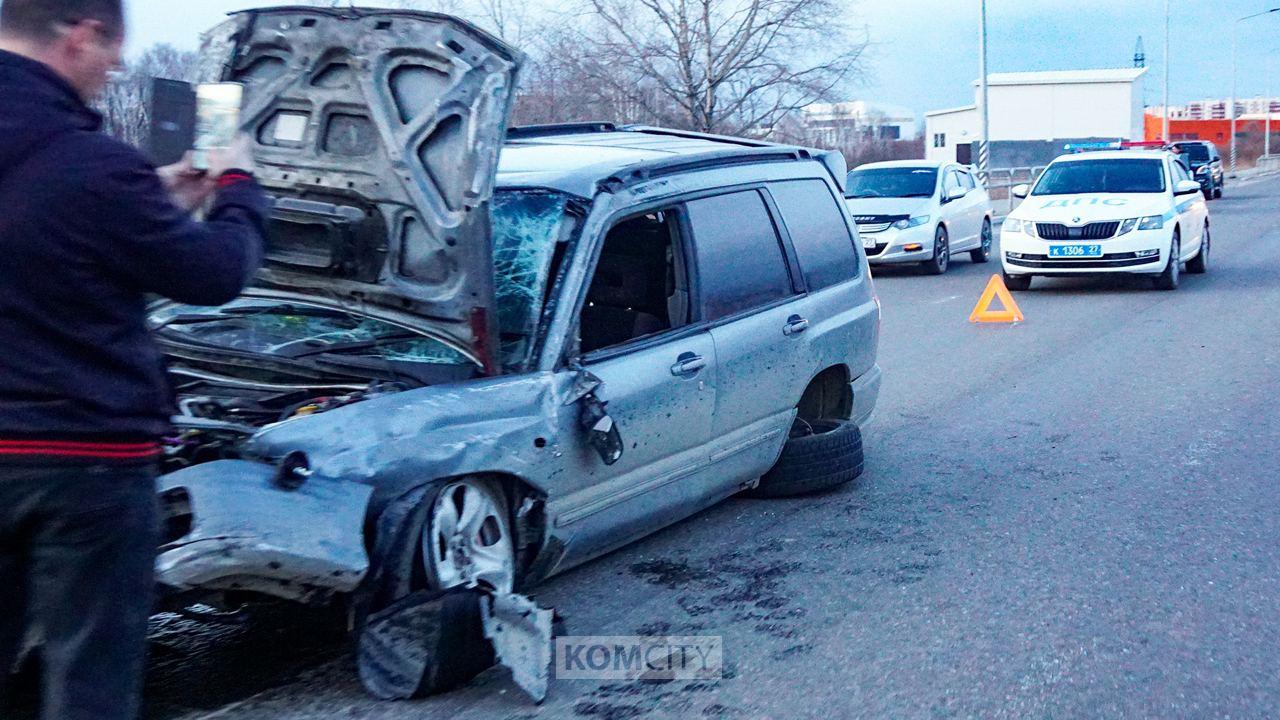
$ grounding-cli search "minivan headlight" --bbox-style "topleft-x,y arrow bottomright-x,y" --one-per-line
892,215 -> 930,230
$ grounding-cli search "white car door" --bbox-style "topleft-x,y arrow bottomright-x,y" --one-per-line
940,168 -> 971,249
1170,159 -> 1208,257
957,168 -> 988,248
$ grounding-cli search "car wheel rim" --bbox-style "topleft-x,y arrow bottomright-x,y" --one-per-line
1203,228 -> 1210,266
424,480 -> 515,593
936,230 -> 948,271
981,224 -> 992,254
1170,239 -> 1180,282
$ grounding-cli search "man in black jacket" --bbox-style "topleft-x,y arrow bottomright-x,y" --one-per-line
0,1 -> 268,717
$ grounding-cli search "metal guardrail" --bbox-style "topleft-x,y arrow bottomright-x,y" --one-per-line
983,166 -> 1045,217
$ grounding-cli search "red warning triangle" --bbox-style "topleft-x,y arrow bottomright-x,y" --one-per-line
969,274 -> 1025,324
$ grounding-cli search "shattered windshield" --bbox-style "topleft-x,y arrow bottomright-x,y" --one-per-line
149,299 -> 473,366
491,189 -> 577,369
149,189 -> 576,373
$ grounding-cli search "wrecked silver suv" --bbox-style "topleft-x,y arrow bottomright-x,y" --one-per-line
154,5 -> 881,691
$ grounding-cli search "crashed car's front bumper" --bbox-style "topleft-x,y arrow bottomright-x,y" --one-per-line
156,460 -> 373,603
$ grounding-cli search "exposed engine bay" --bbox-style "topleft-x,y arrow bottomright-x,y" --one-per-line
161,368 -> 403,473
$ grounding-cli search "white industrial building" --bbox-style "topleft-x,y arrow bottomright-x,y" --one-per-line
924,68 -> 1148,168
803,101 -> 917,143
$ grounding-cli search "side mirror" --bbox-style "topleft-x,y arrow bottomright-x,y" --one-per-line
566,368 -> 625,465
1175,179 -> 1202,195
1011,184 -> 1030,199
944,188 -> 966,203
580,392 -> 623,465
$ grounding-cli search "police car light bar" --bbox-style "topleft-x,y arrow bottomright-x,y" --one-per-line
1064,141 -> 1123,152
1063,140 -> 1171,153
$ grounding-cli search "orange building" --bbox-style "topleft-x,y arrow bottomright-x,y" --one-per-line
1144,113 -> 1271,144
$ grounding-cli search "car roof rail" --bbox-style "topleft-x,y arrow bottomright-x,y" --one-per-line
619,125 -> 778,148
506,122 -> 619,140
597,146 -> 810,194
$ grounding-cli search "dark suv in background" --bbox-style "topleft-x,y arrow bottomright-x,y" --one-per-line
1174,140 -> 1225,200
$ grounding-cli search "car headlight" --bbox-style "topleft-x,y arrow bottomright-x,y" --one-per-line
1117,218 -> 1138,235
1002,218 -> 1037,237
892,215 -> 930,230
1137,215 -> 1165,231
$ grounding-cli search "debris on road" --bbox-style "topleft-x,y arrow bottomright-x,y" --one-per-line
356,586 -> 556,704
481,592 -> 555,703
356,587 -> 495,700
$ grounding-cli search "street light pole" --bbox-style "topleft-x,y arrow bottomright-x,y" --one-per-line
1231,7 -> 1280,175
978,0 -> 990,183
1267,52 -> 1274,158
1162,0 -> 1170,142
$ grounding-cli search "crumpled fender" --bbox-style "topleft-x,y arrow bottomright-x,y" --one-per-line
156,460 -> 374,600
244,372 -> 568,508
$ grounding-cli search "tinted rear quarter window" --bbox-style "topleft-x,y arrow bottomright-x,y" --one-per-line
768,179 -> 859,291
686,190 -> 795,320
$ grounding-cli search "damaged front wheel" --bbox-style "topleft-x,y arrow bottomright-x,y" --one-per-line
423,478 -> 516,594
357,477 -> 519,700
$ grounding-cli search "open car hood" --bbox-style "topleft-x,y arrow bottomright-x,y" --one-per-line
198,7 -> 522,372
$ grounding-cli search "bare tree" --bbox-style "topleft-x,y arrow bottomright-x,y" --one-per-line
542,0 -> 867,136
98,45 -> 198,147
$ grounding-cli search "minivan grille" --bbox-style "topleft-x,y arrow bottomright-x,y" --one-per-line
1036,221 -> 1120,240
852,214 -> 907,235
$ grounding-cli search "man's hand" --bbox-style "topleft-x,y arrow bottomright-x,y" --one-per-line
205,134 -> 257,178
158,153 -> 216,214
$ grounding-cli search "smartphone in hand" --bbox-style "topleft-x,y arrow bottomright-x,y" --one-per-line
193,83 -> 244,171
147,78 -> 196,168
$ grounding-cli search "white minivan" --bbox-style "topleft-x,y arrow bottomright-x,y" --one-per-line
844,160 -> 994,274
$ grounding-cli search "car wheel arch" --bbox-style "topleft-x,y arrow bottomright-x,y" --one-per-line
363,471 -> 549,589
796,365 -> 853,422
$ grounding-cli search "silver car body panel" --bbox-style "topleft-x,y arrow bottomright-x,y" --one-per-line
156,460 -> 373,602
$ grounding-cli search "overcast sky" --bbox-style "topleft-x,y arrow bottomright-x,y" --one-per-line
124,0 -> 1280,118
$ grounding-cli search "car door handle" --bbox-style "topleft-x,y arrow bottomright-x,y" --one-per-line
670,353 -> 707,377
783,316 -> 810,336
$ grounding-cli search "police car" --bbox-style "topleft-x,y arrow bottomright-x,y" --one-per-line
1001,142 -> 1210,291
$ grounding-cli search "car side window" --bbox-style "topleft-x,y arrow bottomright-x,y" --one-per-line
686,190 -> 796,321
958,170 -> 976,191
1172,160 -> 1192,184
578,207 -> 692,355
943,169 -> 964,198
767,179 -> 859,292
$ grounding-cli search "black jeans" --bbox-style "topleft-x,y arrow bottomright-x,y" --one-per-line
0,464 -> 157,720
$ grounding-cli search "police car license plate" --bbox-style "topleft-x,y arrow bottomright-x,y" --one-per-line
1048,244 -> 1103,258
862,235 -> 877,249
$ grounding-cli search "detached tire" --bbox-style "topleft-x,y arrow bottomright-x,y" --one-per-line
748,420 -> 864,498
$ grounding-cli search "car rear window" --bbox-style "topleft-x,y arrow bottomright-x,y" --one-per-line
686,190 -> 795,321
768,179 -> 859,291
1182,144 -> 1211,162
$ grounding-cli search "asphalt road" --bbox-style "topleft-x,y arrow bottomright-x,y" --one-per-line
17,173 -> 1280,720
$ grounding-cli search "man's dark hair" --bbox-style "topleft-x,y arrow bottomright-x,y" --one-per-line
0,0 -> 124,41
